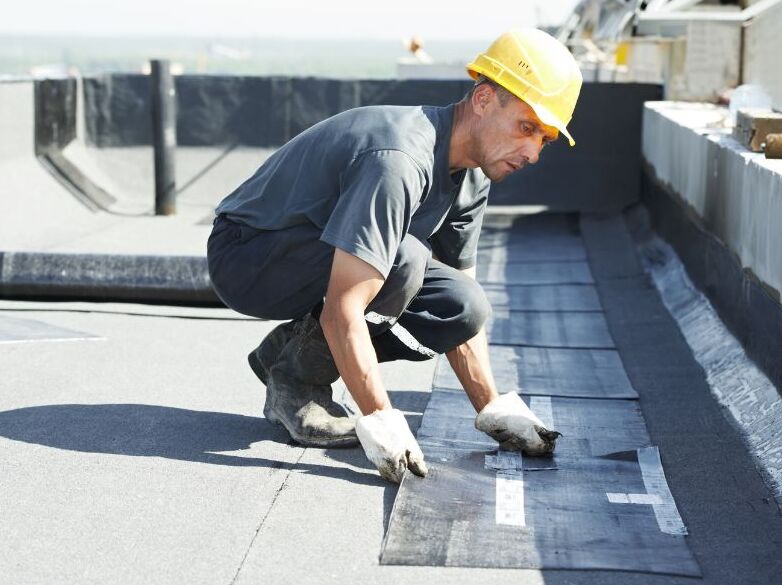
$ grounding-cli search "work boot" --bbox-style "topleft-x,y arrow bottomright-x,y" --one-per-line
248,320 -> 298,386
250,313 -> 358,448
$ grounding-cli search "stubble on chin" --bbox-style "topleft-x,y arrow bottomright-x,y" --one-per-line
482,164 -> 509,183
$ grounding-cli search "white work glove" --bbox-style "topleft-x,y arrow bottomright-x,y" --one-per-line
475,392 -> 562,456
356,408 -> 428,484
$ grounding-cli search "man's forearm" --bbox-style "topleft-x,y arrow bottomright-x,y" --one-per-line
321,307 -> 391,415
446,325 -> 499,412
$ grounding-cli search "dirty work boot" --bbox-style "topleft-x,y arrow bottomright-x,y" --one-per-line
255,313 -> 358,448
247,320 -> 298,386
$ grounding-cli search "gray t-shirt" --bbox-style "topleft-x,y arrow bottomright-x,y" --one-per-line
215,104 -> 489,278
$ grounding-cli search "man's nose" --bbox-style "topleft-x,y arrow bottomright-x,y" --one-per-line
525,135 -> 547,165
524,144 -> 541,165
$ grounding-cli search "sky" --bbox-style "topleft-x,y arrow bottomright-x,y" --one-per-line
2,0 -> 579,40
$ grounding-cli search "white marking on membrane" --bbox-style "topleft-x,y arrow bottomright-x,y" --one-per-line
488,451 -> 526,526
637,447 -> 688,536
606,492 -> 662,505
496,472 -> 526,526
529,396 -> 554,429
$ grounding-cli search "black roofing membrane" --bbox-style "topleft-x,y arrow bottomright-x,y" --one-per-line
482,283 -> 602,311
381,212 -> 700,576
487,309 -> 615,349
381,390 -> 698,576
433,347 -> 637,399
477,260 -> 594,285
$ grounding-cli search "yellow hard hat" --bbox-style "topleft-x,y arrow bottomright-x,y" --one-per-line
467,28 -> 583,146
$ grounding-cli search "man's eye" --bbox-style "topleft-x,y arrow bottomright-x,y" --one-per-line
521,123 -> 534,135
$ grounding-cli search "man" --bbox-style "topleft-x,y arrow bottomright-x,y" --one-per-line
207,29 -> 583,483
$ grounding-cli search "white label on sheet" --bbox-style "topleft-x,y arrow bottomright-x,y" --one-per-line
638,447 -> 689,536
495,471 -> 526,527
606,492 -> 662,505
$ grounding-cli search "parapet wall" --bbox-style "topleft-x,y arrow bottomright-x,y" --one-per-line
641,101 -> 782,390
642,102 -> 782,298
78,75 -> 661,211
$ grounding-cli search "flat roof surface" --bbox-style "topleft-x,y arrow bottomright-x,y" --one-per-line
2,212 -> 781,584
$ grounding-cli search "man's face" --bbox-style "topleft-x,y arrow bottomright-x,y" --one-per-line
471,85 -> 559,182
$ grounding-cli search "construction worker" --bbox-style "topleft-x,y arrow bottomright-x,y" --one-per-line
207,29 -> 582,483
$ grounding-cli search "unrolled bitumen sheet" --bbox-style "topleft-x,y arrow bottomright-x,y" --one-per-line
432,347 -> 638,399
476,260 -> 594,285
476,240 -> 588,263
381,390 -> 699,576
0,315 -> 100,344
482,283 -> 602,311
382,211 -> 701,576
487,308 -> 614,349
416,390 -> 650,458
477,217 -> 588,264
478,227 -> 581,243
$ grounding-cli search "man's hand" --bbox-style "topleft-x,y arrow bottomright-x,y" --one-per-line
356,408 -> 428,483
475,392 -> 562,456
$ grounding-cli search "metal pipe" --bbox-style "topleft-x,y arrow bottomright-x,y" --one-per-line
150,59 -> 176,216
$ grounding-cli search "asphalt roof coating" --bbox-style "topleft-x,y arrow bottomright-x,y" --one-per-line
382,213 -> 698,575
433,346 -> 638,399
0,213 -> 780,584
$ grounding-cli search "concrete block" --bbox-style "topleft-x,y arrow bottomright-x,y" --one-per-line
734,108 -> 782,152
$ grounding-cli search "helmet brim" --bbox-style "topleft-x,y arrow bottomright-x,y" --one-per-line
524,100 -> 576,147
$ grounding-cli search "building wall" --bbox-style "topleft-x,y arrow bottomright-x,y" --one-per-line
743,0 -> 782,111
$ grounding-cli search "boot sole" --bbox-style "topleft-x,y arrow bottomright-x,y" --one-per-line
248,350 -> 359,448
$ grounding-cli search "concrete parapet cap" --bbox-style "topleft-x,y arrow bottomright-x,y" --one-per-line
644,101 -> 732,133
646,102 -> 782,168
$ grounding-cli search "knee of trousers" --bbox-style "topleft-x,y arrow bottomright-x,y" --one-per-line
449,277 -> 492,345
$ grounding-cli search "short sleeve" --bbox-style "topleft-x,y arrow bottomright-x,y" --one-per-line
430,169 -> 490,270
320,150 -> 426,278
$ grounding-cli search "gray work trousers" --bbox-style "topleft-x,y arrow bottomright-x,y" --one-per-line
207,215 -> 491,362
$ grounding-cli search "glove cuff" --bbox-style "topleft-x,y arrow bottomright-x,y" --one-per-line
478,391 -> 524,416
359,407 -> 406,427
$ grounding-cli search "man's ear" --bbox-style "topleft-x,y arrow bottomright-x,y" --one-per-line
471,84 -> 493,116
